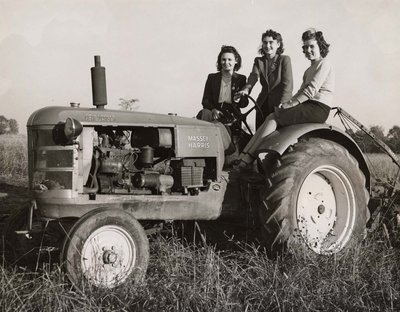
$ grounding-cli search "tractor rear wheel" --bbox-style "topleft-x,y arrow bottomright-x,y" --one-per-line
61,208 -> 149,289
259,138 -> 370,255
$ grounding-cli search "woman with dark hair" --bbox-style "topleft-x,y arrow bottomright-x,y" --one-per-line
236,29 -> 293,128
197,45 -> 248,122
235,28 -> 334,168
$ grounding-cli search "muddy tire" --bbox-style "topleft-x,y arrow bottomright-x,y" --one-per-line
61,208 -> 149,289
259,138 -> 370,255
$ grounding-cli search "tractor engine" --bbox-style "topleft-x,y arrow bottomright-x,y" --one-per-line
85,126 -> 207,196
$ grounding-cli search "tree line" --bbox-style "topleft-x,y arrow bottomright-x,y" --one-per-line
0,116 -> 18,135
348,125 -> 400,154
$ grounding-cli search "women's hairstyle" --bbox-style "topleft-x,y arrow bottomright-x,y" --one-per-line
302,29 -> 330,57
216,45 -> 242,72
258,29 -> 285,56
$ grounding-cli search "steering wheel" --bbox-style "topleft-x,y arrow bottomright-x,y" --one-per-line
218,95 -> 263,136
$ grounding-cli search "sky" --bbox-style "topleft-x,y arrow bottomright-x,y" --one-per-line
1,0 -> 400,134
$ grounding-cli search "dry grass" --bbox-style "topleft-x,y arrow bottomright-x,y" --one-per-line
1,136 -> 400,311
366,153 -> 400,182
1,232 -> 399,311
0,134 -> 27,178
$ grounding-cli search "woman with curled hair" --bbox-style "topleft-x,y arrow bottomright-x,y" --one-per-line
236,29 -> 293,128
197,45 -> 248,122
234,29 -> 335,169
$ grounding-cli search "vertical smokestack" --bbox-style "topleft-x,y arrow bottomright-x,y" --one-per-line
91,55 -> 107,109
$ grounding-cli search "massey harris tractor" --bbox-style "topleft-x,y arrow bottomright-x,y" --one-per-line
3,56 -> 398,289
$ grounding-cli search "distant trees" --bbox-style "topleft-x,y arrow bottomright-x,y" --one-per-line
118,98 -> 139,111
386,126 -> 400,153
0,116 -> 18,135
349,125 -> 400,154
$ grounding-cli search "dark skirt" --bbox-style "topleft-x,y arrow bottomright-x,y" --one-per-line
275,100 -> 331,127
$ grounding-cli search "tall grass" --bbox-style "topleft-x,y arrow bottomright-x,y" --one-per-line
0,134 -> 27,178
1,232 -> 399,311
366,153 -> 400,182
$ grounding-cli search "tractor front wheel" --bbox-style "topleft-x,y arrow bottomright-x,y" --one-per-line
260,138 -> 370,255
61,208 -> 149,289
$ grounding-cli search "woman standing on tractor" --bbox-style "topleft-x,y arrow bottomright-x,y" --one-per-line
235,29 -> 293,128
235,28 -> 334,169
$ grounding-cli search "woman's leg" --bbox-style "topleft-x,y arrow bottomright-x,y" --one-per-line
241,113 -> 278,158
196,109 -> 213,121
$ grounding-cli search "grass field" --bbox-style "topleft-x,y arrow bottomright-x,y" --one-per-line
0,134 -> 27,179
1,135 -> 400,311
366,153 -> 400,182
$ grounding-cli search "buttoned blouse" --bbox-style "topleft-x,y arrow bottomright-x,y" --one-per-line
218,78 -> 232,103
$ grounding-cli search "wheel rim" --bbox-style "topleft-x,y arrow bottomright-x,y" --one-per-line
296,165 -> 356,254
81,225 -> 136,288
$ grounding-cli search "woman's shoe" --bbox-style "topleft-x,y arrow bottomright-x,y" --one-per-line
232,159 -> 249,168
232,156 -> 254,172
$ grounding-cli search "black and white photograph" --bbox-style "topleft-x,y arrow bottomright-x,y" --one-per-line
1,0 -> 399,311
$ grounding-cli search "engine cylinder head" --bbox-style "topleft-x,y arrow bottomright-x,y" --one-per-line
100,159 -> 122,174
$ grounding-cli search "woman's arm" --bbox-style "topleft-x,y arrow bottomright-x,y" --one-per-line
279,56 -> 293,104
237,75 -> 249,108
201,74 -> 214,110
241,58 -> 261,94
291,59 -> 332,104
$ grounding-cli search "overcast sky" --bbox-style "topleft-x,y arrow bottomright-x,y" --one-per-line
1,0 -> 399,133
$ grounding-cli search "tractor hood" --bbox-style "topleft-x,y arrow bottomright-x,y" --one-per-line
27,106 -> 210,128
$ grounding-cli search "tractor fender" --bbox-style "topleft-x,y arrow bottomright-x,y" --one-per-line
256,123 -> 371,189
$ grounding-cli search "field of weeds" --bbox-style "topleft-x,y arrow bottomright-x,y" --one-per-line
0,134 -> 27,179
1,135 -> 400,311
366,153 -> 400,182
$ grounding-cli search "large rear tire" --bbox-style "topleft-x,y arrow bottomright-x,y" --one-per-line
61,208 -> 149,289
260,138 -> 370,255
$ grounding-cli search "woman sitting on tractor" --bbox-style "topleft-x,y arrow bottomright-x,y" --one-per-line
197,45 -> 248,123
197,45 -> 249,156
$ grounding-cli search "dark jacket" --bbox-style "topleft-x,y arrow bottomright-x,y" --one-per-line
201,72 -> 248,110
246,55 -> 293,127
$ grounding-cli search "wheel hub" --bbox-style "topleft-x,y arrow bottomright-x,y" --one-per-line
102,249 -> 118,265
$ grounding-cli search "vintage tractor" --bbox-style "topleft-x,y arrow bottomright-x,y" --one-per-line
2,56 -> 397,289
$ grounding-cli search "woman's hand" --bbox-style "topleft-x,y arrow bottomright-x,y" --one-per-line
279,99 -> 300,110
211,108 -> 223,120
234,89 -> 249,103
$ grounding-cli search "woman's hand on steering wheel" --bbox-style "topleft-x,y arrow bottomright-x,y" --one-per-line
234,89 -> 249,103
211,108 -> 223,120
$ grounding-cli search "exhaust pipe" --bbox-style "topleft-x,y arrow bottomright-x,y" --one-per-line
91,55 -> 107,109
